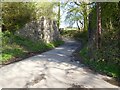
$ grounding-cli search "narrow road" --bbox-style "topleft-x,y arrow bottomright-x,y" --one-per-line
0,39 -> 119,88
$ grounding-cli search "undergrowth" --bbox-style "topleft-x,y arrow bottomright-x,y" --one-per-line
1,31 -> 64,64
61,29 -> 120,79
80,46 -> 120,79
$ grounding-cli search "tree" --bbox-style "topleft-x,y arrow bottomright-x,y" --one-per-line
64,1 -> 90,31
2,2 -> 58,33
2,2 -> 36,32
35,2 -> 58,20
64,2 -> 82,30
74,2 -> 88,31
89,2 -> 120,66
96,2 -> 102,49
57,1 -> 60,29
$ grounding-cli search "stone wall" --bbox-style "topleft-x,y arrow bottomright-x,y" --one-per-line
16,17 -> 60,43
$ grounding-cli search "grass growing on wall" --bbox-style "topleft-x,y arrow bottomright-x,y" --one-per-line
1,31 -> 64,64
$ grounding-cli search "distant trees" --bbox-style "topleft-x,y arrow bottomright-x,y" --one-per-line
64,2 -> 85,31
64,1 -> 95,31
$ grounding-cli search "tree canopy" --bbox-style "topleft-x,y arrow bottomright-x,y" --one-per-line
2,2 -> 58,32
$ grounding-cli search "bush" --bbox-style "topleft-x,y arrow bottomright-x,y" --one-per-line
80,43 -> 120,79
51,40 -> 64,47
79,2 -> 120,79
61,30 -> 88,45
2,2 -> 36,32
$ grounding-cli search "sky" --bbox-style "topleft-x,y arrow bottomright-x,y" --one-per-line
59,1 -> 82,28
60,9 -> 77,28
60,9 -> 68,28
60,1 -> 78,28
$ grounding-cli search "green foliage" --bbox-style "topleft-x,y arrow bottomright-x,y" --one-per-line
81,2 -> 120,79
73,31 -> 88,45
1,2 -> 62,64
51,40 -> 64,47
2,2 -> 36,32
1,32 -> 64,64
90,2 -> 120,68
61,30 -> 88,45
80,46 -> 120,78
2,54 -> 12,62
101,3 -> 119,30
61,30 -> 77,37
63,2 -> 89,30
13,36 -> 51,52
62,2 -> 81,27
90,5 -> 97,30
35,2 -> 58,20
2,2 -> 58,32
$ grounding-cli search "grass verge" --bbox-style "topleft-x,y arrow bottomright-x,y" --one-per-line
1,32 -> 64,65
79,46 -> 120,79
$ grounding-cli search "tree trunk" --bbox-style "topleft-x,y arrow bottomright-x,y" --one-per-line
79,21 -> 83,30
76,21 -> 80,31
88,12 -> 93,59
96,2 -> 102,49
0,2 -> 2,32
57,2 -> 60,29
83,4 -> 88,31
88,13 -> 92,40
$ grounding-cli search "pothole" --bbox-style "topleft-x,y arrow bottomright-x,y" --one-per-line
67,84 -> 95,90
25,74 -> 46,87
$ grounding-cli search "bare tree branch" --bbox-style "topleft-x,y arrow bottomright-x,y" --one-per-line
74,2 -> 81,6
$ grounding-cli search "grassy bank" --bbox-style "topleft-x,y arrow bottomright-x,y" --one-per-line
80,46 -> 120,79
61,29 -> 120,79
1,32 -> 64,64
